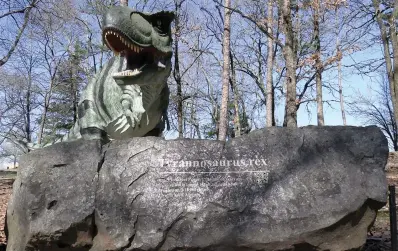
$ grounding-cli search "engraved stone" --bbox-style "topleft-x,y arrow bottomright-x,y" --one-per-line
6,126 -> 388,251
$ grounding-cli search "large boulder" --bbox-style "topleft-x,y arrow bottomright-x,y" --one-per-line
6,141 -> 102,251
6,126 -> 388,251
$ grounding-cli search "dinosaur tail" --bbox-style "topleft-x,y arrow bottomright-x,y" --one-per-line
43,122 -> 81,147
60,122 -> 82,143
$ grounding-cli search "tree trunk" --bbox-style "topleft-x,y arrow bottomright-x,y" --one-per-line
191,102 -> 201,139
394,117 -> 398,151
266,0 -> 275,127
72,83 -> 78,123
229,52 -> 241,137
272,85 -> 276,126
25,67 -> 32,144
218,0 -> 232,141
335,8 -> 346,126
0,2 -> 36,67
282,86 -> 288,127
338,48 -> 346,125
373,0 -> 398,129
173,1 -> 183,138
314,0 -> 324,126
71,54 -> 78,123
388,0 -> 398,126
279,0 -> 297,127
37,81 -> 54,145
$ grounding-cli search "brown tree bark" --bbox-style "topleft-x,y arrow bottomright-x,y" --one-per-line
279,0 -> 297,127
266,0 -> 275,127
25,65 -> 33,144
314,0 -> 324,125
337,40 -> 346,125
229,52 -> 241,137
373,0 -> 398,128
334,8 -> 346,126
173,0 -> 184,138
71,53 -> 79,123
218,0 -> 232,141
338,54 -> 346,125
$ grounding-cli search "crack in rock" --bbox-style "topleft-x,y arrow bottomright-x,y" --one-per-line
128,171 -> 148,188
155,212 -> 186,251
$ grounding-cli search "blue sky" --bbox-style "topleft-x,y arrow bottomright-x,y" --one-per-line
295,45 -> 382,127
0,1 -> 389,167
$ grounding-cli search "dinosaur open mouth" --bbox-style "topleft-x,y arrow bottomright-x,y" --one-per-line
103,29 -> 168,78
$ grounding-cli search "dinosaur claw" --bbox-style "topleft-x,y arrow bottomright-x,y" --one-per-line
120,125 -> 130,133
115,118 -> 124,127
115,120 -> 128,132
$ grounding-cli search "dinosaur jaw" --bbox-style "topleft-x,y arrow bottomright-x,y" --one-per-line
103,29 -> 169,79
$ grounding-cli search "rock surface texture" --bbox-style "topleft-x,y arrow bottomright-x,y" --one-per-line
6,126 -> 388,251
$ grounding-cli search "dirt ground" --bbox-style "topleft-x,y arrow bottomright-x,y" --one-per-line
364,152 -> 398,251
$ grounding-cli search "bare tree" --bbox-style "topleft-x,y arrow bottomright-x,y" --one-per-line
26,0 -> 81,144
334,7 -> 346,125
168,0 -> 212,138
372,0 -> 398,129
313,0 -> 324,125
173,0 -> 186,138
349,76 -> 397,150
279,0 -> 297,127
0,0 -> 40,67
266,0 -> 275,127
0,59 -> 39,154
229,52 -> 241,136
218,0 -> 232,141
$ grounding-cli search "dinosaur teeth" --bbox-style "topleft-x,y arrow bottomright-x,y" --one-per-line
157,61 -> 166,69
112,69 -> 142,78
104,30 -> 144,54
123,43 -> 142,53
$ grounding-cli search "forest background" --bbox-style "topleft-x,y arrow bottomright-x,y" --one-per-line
0,0 -> 395,168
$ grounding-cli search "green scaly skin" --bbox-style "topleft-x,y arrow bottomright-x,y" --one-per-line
58,6 -> 175,144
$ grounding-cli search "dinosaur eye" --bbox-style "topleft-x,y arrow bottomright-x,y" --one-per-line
153,19 -> 167,35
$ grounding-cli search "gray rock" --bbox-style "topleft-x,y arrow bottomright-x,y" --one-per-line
6,140 -> 103,251
6,126 -> 388,251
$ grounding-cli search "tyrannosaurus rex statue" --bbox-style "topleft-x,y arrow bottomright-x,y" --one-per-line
62,6 -> 174,143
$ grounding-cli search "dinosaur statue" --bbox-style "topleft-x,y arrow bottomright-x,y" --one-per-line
61,6 -> 174,143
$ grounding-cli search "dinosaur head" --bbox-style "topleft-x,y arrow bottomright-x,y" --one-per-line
103,6 -> 174,82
